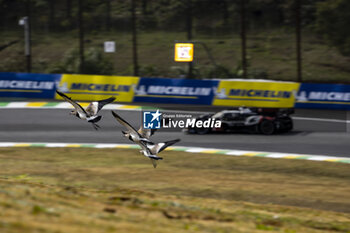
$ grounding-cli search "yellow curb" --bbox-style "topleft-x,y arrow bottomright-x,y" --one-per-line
201,150 -> 220,154
164,147 -> 176,151
119,105 -> 140,109
79,103 -> 90,107
242,153 -> 260,156
65,144 -> 81,147
13,143 -> 31,147
114,145 -> 134,148
284,156 -> 300,159
325,159 -> 338,162
26,102 -> 48,107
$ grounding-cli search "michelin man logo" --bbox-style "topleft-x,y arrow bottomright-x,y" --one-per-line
295,91 -> 308,101
55,81 -> 69,93
143,110 -> 162,129
133,84 -> 147,96
213,87 -> 227,99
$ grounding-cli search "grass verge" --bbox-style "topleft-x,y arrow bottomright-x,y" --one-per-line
0,147 -> 350,233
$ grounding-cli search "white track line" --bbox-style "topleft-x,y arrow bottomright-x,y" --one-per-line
293,116 -> 350,123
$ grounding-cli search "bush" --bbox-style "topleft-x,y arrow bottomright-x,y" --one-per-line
48,47 -> 114,75
315,0 -> 350,56
202,64 -> 235,79
0,52 -> 26,72
139,64 -> 159,77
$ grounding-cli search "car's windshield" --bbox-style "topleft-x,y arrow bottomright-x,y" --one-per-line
212,111 -> 239,118
212,112 -> 224,118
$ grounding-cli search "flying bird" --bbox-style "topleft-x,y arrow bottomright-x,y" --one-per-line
140,138 -> 180,168
56,90 -> 116,130
111,110 -> 180,168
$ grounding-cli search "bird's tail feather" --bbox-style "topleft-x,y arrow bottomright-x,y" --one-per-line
92,123 -> 100,130
88,115 -> 102,123
149,158 -> 157,168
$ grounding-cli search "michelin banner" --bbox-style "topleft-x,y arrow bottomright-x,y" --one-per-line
0,72 -> 61,98
0,72 -> 300,108
213,80 -> 300,108
133,77 -> 219,105
55,74 -> 139,102
295,83 -> 350,110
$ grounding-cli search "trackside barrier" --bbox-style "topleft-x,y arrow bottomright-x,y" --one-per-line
0,72 -> 301,108
55,74 -> 139,102
133,77 -> 218,105
0,72 -> 61,98
212,79 -> 300,108
295,83 -> 350,110
3,72 -> 350,110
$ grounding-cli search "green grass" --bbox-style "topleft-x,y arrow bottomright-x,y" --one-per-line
0,147 -> 350,233
1,29 -> 350,83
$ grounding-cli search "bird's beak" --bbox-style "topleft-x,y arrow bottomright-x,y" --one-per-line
122,131 -> 127,135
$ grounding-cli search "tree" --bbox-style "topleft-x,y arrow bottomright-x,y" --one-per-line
48,0 -> 56,31
106,0 -> 111,31
315,0 -> 350,56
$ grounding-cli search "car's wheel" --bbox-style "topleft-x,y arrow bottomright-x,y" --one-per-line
280,120 -> 293,132
285,118 -> 293,131
287,120 -> 293,131
259,120 -> 275,135
278,117 -> 293,132
195,127 -> 210,135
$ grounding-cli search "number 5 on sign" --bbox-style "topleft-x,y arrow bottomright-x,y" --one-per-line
174,43 -> 194,62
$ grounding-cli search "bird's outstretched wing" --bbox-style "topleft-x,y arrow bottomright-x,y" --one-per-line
137,127 -> 157,139
148,138 -> 180,154
111,111 -> 139,135
56,90 -> 87,115
86,97 -> 116,116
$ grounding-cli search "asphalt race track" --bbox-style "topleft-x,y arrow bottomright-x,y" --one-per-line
0,106 -> 350,157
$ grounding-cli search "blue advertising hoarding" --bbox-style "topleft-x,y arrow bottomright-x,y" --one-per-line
2,71 -> 350,110
0,72 -> 61,99
133,77 -> 219,105
295,83 -> 350,110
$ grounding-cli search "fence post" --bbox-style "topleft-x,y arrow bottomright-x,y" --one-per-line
240,0 -> 247,79
295,0 -> 302,82
131,0 -> 139,76
78,0 -> 85,73
187,0 -> 193,79
25,0 -> 32,73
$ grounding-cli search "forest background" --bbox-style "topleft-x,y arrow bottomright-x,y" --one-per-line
0,0 -> 349,83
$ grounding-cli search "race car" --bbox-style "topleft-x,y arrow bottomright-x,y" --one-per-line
185,107 -> 294,135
